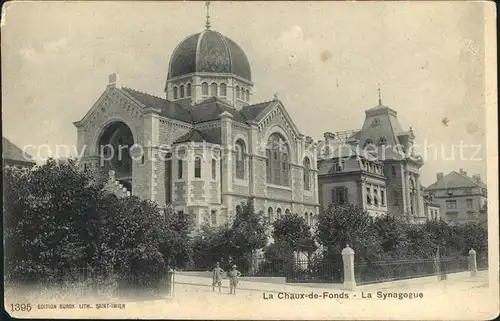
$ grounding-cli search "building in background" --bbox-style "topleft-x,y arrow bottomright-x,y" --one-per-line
318,143 -> 388,217
317,93 -> 426,223
73,7 -> 320,230
2,137 -> 36,169
423,189 -> 441,221
424,169 -> 487,225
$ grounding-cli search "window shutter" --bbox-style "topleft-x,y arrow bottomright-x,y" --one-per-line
344,187 -> 349,204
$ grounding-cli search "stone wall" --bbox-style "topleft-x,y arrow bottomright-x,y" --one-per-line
190,181 -> 205,203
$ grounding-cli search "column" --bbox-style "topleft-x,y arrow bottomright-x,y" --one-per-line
468,248 -> 477,277
341,245 -> 356,291
248,121 -> 259,196
220,112 -> 233,218
369,183 -> 374,206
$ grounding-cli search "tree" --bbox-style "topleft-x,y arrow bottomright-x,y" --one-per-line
272,212 -> 316,256
190,223 -> 233,270
159,206 -> 193,269
315,204 -> 382,263
227,200 -> 269,271
4,159 -> 106,283
4,159 -> 192,288
373,214 -> 411,259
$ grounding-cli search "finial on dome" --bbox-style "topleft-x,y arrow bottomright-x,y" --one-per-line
378,84 -> 382,106
273,92 -> 279,100
205,1 -> 211,30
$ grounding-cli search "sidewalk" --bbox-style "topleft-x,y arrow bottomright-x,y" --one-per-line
174,273 -> 344,294
174,269 -> 488,294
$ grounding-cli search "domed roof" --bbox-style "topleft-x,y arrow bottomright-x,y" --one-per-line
167,30 -> 252,81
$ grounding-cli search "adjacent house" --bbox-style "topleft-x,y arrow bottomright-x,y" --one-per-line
2,137 -> 36,169
424,169 -> 487,224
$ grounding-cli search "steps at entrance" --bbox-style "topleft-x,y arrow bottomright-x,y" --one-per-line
105,170 -> 131,197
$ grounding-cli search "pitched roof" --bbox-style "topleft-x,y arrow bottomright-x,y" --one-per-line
121,87 -> 193,123
121,88 -> 275,127
174,128 -> 221,144
240,100 -> 275,121
425,171 -> 487,191
2,137 -> 36,163
190,97 -> 247,123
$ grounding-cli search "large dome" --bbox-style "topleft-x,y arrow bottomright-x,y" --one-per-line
167,30 -> 252,81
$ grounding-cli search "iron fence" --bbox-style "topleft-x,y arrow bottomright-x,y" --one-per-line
354,256 -> 471,285
286,255 -> 344,284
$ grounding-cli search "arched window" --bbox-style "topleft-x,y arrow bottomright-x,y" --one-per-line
303,157 -> 311,191
378,137 -> 387,145
235,139 -> 245,179
277,208 -> 282,219
268,207 -> 274,222
173,86 -> 178,99
210,83 -> 218,96
186,83 -> 192,97
241,87 -> 245,100
202,82 -> 209,96
220,83 -> 227,96
285,209 -> 290,216
211,158 -> 217,179
266,133 -> 290,186
266,149 -> 271,182
177,160 -> 183,179
235,85 -> 240,98
180,85 -> 185,98
391,166 -> 396,176
194,156 -> 202,178
245,89 -> 250,101
305,213 -> 309,224
309,212 -> 314,225
236,205 -> 242,214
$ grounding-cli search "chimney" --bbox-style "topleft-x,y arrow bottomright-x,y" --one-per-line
324,132 -> 336,146
323,132 -> 336,157
107,73 -> 119,88
436,172 -> 444,181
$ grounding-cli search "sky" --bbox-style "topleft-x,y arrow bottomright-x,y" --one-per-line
1,1 -> 494,186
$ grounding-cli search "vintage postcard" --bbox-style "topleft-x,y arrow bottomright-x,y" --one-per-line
2,1 -> 498,319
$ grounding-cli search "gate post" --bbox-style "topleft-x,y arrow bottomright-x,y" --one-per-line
468,248 -> 477,277
164,267 -> 175,298
341,244 -> 356,291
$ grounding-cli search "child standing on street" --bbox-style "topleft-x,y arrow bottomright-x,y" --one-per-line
212,262 -> 224,292
228,265 -> 241,295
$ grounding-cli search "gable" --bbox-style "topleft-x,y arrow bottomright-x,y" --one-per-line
73,87 -> 144,129
256,100 -> 302,141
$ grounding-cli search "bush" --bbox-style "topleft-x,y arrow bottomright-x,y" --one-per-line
3,159 -> 191,290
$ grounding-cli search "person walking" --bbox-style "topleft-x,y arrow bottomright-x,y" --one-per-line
212,262 -> 224,292
228,265 -> 241,295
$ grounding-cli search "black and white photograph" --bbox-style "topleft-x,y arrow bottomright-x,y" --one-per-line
2,1 -> 498,319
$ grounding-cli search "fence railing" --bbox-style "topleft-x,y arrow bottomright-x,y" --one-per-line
185,252 -> 489,286
354,256 -> 473,285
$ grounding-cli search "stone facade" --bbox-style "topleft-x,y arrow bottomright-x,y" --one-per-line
74,26 -> 320,233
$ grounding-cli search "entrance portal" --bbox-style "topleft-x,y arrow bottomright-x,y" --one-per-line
98,121 -> 134,192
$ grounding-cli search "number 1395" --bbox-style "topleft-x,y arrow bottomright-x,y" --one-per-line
10,303 -> 32,312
